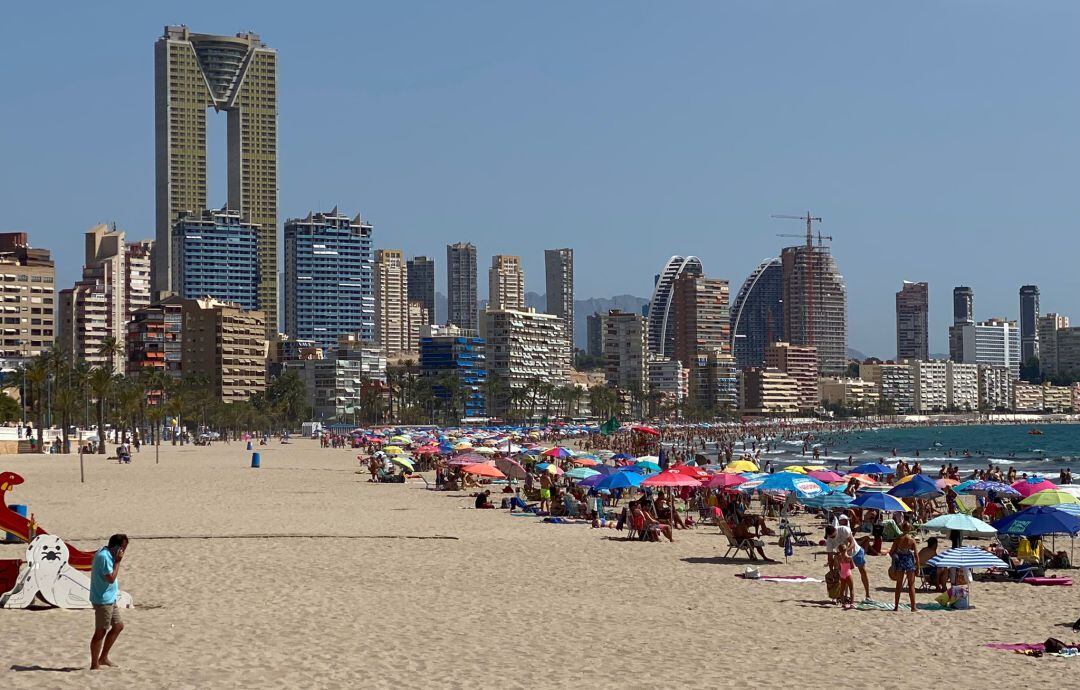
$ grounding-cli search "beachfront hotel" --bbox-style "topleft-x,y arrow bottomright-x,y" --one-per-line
0,232 -> 55,366
739,367 -> 799,415
154,26 -> 279,332
481,308 -> 569,417
602,309 -> 648,409
284,334 -> 387,419
181,297 -> 267,403
171,208 -> 260,312
126,297 -> 183,381
958,318 -> 1021,380
765,342 -> 819,413
419,324 -> 487,419
284,209 -> 374,352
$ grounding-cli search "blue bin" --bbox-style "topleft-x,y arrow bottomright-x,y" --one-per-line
251,452 -> 261,468
4,504 -> 27,543
246,441 -> 253,451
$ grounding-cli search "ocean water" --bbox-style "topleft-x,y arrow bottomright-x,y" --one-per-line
719,423 -> 1080,477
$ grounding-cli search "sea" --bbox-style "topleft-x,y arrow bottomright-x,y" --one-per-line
696,423 -> 1080,478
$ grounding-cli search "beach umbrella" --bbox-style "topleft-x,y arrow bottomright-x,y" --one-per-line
921,514 -> 997,537
595,471 -> 649,490
578,473 -> 607,488
494,457 -> 528,481
843,473 -> 878,487
784,466 -> 808,474
705,473 -> 746,490
565,467 -> 600,480
390,457 -> 414,472
961,481 -> 1020,497
1056,485 -> 1080,499
1020,490 -> 1080,507
745,472 -> 828,498
570,457 -> 599,467
461,463 -> 505,479
888,474 -> 942,499
670,464 -> 709,480
851,492 -> 910,512
935,478 -> 960,489
724,459 -> 759,473
641,470 -> 702,488
1010,478 -> 1057,498
383,445 -> 404,455
631,425 -> 661,437
635,458 -> 662,472
954,479 -> 979,493
414,445 -> 441,455
1050,504 -> 1080,518
611,453 -> 634,461
850,462 -> 894,475
800,492 -> 854,509
542,447 -> 574,459
808,470 -> 844,483
927,547 -> 1008,570
992,506 -> 1080,536
473,447 -> 496,455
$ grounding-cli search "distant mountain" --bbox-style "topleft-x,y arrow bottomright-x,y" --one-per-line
433,292 -> 650,349
846,347 -> 867,361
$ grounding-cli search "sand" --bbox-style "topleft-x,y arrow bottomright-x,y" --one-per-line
1,439 -> 1079,688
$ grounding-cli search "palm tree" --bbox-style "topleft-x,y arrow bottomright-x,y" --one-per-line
22,360 -> 48,453
97,336 -> 124,373
87,367 -> 112,453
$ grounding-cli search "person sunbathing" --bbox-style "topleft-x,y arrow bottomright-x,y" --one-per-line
918,537 -> 948,592
734,516 -> 775,561
474,490 -> 495,509
636,501 -> 673,542
654,494 -> 687,529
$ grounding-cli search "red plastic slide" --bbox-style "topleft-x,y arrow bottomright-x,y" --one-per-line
1,471 -> 94,571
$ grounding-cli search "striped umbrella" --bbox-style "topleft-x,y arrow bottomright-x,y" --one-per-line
800,492 -> 854,509
927,547 -> 1008,570
1050,504 -> 1080,517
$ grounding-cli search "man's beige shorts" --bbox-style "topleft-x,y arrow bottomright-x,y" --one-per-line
93,604 -> 122,629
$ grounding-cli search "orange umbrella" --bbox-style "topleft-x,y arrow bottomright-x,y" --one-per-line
461,463 -> 506,479
570,457 -> 598,467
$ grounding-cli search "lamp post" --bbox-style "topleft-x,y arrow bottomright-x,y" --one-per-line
78,428 -> 85,484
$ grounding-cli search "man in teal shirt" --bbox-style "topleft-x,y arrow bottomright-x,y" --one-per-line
89,534 -> 128,670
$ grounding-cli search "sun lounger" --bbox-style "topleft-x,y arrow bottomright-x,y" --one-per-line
719,522 -> 756,560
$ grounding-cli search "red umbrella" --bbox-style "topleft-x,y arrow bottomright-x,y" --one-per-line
642,470 -> 702,488
632,425 -> 661,437
808,470 -> 844,483
670,464 -> 708,480
706,473 -> 746,489
462,463 -> 506,479
1011,478 -> 1057,497
494,457 -> 527,480
449,455 -> 487,467
414,445 -> 441,455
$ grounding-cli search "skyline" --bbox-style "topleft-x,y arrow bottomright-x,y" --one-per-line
3,3 -> 1080,357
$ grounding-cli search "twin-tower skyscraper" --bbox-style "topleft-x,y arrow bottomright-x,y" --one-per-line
153,25 -> 279,331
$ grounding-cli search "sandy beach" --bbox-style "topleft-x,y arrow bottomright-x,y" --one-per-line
2,439 -> 1079,688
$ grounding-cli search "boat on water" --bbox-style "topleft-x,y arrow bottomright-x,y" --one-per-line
1028,428 -> 1044,436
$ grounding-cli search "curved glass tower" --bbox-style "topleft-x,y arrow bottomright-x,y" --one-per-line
646,255 -> 702,356
730,258 -> 783,369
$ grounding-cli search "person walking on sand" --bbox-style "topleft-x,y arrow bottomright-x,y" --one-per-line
89,534 -> 128,670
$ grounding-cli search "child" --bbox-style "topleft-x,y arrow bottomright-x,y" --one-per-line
838,547 -> 855,610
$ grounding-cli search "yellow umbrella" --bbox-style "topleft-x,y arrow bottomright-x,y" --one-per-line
786,466 -> 808,474
724,460 -> 759,473
1020,490 -> 1080,507
473,447 -> 496,455
894,473 -> 916,486
391,457 -> 414,472
383,446 -> 404,455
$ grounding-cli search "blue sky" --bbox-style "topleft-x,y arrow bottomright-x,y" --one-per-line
2,1 -> 1078,357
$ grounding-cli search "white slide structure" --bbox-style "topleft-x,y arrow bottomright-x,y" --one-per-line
0,535 -> 133,609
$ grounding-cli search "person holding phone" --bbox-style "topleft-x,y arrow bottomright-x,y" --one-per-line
89,533 -> 128,670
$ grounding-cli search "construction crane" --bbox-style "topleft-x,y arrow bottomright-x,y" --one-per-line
772,212 -> 831,346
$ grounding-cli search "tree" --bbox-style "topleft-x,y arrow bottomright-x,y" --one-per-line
87,367 -> 112,453
0,391 -> 20,423
1019,356 -> 1041,384
97,336 -> 124,373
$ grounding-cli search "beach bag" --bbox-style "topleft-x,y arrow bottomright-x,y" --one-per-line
949,585 -> 970,610
825,569 -> 842,599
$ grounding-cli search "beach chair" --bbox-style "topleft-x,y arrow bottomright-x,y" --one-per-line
719,522 -> 756,560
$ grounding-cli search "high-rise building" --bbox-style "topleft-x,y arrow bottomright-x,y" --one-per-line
1019,285 -> 1040,364
284,209 -> 373,352
126,241 -> 154,316
946,361 -> 979,412
765,342 -> 819,412
646,255 -> 703,356
488,255 -> 525,311
977,364 -> 1013,412
780,243 -> 847,376
647,354 -> 687,409
407,301 -> 430,353
57,225 -> 130,370
419,324 -> 487,419
1011,381 -> 1044,413
730,258 -> 784,370
181,297 -> 266,403
544,248 -> 574,351
860,361 -> 914,414
671,274 -> 730,403
0,232 -> 55,364
407,256 -> 436,323
171,208 -> 259,311
602,310 -> 648,399
586,312 -> 604,357
154,26 -> 279,331
1038,314 -> 1080,379
446,242 -> 477,330
895,281 -> 929,361
374,249 -> 409,355
959,318 -> 1021,380
911,360 -> 948,413
819,378 -> 880,414
284,334 -> 386,420
481,308 -> 569,417
126,297 -> 183,382
949,286 -> 974,362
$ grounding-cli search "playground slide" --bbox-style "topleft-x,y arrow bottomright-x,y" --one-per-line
1,472 -> 94,571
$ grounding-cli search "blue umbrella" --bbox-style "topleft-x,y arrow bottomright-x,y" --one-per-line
744,472 -> 829,498
1051,504 -> 1080,517
800,492 -> 854,509
611,453 -> 634,461
927,546 -> 1009,570
595,471 -> 650,491
851,492 -> 910,512
850,462 -> 894,475
578,473 -> 606,488
961,481 -> 1019,497
992,506 -> 1080,536
565,467 -> 600,480
888,474 -> 943,499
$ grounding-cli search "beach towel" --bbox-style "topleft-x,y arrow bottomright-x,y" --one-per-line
854,600 -> 951,611
734,574 -> 822,583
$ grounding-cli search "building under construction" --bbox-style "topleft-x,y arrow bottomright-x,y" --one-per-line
780,243 -> 847,376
